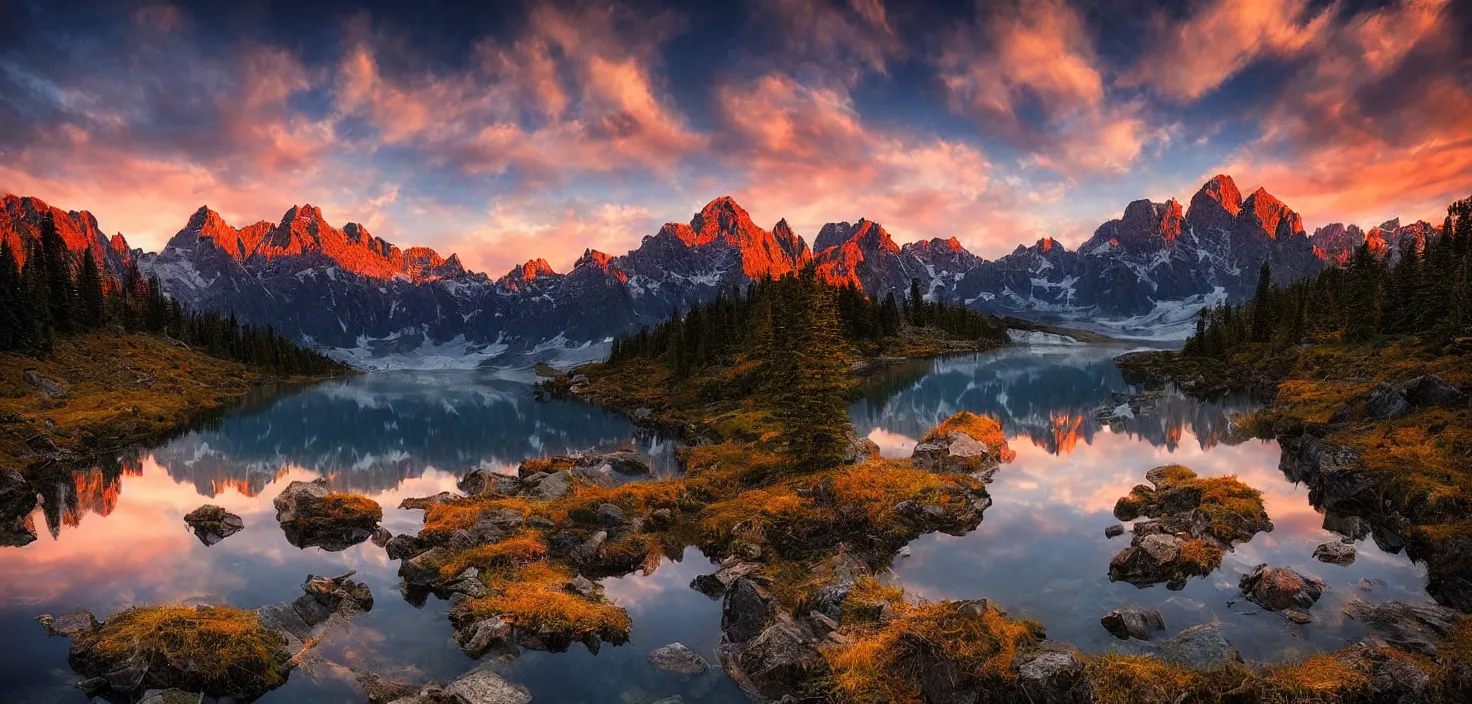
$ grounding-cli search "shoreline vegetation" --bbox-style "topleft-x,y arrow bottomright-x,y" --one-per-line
381,267 -> 1472,701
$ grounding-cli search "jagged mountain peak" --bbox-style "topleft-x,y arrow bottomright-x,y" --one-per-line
1239,187 -> 1303,240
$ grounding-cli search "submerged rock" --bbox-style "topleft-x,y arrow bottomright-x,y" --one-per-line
273,479 -> 383,551
1160,623 -> 1242,669
1100,606 -> 1164,641
647,642 -> 711,674
1239,564 -> 1325,614
1345,599 -> 1462,656
441,667 -> 533,704
182,505 -> 244,546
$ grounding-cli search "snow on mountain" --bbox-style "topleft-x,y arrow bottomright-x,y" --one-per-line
6,175 -> 1434,365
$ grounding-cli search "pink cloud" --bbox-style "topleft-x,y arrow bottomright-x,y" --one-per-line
710,72 -> 1074,259
333,4 -> 704,183
935,0 -> 1162,175
1121,0 -> 1332,101
1215,0 -> 1469,227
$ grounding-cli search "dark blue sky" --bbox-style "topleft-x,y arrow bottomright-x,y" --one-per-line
1,0 -> 1467,273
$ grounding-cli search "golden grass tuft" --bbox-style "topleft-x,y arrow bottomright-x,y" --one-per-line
921,411 -> 1015,462
81,605 -> 291,693
316,493 -> 383,523
467,561 -> 631,639
826,599 -> 1044,702
1266,653 -> 1369,695
1086,653 -> 1197,704
436,533 -> 547,580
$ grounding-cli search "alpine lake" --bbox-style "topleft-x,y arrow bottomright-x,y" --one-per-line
0,343 -> 1434,702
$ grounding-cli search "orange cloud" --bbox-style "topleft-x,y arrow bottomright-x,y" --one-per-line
935,0 -> 1161,174
1215,0 -> 1469,226
1122,0 -> 1331,101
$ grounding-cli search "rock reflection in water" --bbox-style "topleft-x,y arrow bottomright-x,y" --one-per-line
854,345 -> 1435,664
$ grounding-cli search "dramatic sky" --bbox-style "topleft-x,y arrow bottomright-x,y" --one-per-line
2,0 -> 1469,274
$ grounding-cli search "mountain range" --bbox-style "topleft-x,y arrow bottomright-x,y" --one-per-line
0,175 -> 1442,367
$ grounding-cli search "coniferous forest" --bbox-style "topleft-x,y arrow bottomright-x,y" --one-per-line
605,266 -> 1007,468
1184,195 -> 1472,357
0,212 -> 349,376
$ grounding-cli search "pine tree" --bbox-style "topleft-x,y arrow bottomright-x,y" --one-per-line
77,246 -> 106,329
39,213 -> 77,334
1250,261 -> 1274,342
908,278 -> 925,326
1345,243 -> 1379,342
0,240 -> 24,351
774,269 -> 851,470
21,242 -> 53,354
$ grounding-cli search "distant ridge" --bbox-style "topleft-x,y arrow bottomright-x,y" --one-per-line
0,175 -> 1441,364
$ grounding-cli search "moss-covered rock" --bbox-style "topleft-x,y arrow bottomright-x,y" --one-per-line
272,479 -> 383,551
1108,465 -> 1272,589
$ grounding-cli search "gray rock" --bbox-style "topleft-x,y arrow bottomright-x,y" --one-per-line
1283,608 -> 1314,624
23,369 -> 69,398
443,667 -> 532,704
456,617 -> 512,658
37,609 -> 99,638
1239,564 -> 1326,612
721,578 -> 777,646
527,470 -> 572,500
841,427 -> 880,465
724,612 -> 823,701
911,431 -> 1001,474
1363,382 -> 1409,420
182,505 -> 244,546
1014,644 -> 1091,704
137,689 -> 202,704
1313,540 -> 1356,565
1101,606 -> 1164,640
594,503 -> 625,526
1399,374 -> 1466,409
400,547 -> 451,586
566,575 -> 600,598
1105,524 -> 1124,538
398,492 -> 461,510
1345,599 -> 1462,655
1160,623 -> 1242,669
271,478 -> 331,523
692,557 -> 760,597
647,642 -> 710,674
570,530 -> 607,563
1370,654 -> 1432,701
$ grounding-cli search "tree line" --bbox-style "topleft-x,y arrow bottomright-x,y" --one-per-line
1185,194 -> 1472,357
607,267 -> 1006,469
0,212 -> 350,376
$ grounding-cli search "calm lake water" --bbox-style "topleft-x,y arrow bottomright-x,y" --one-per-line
0,345 -> 1437,702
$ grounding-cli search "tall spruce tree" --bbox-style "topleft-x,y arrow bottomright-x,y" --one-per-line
0,240 -> 24,351
77,246 -> 106,329
1250,261 -> 1274,342
774,269 -> 852,470
21,242 -> 53,354
38,213 -> 76,334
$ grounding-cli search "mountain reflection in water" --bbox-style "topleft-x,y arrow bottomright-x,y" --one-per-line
0,348 -> 1444,702
854,345 -> 1433,664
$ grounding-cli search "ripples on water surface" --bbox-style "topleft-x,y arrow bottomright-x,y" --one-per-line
0,346 -> 1438,702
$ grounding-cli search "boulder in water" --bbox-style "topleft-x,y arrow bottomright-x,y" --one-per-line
182,505 -> 244,546
1239,564 -> 1325,613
